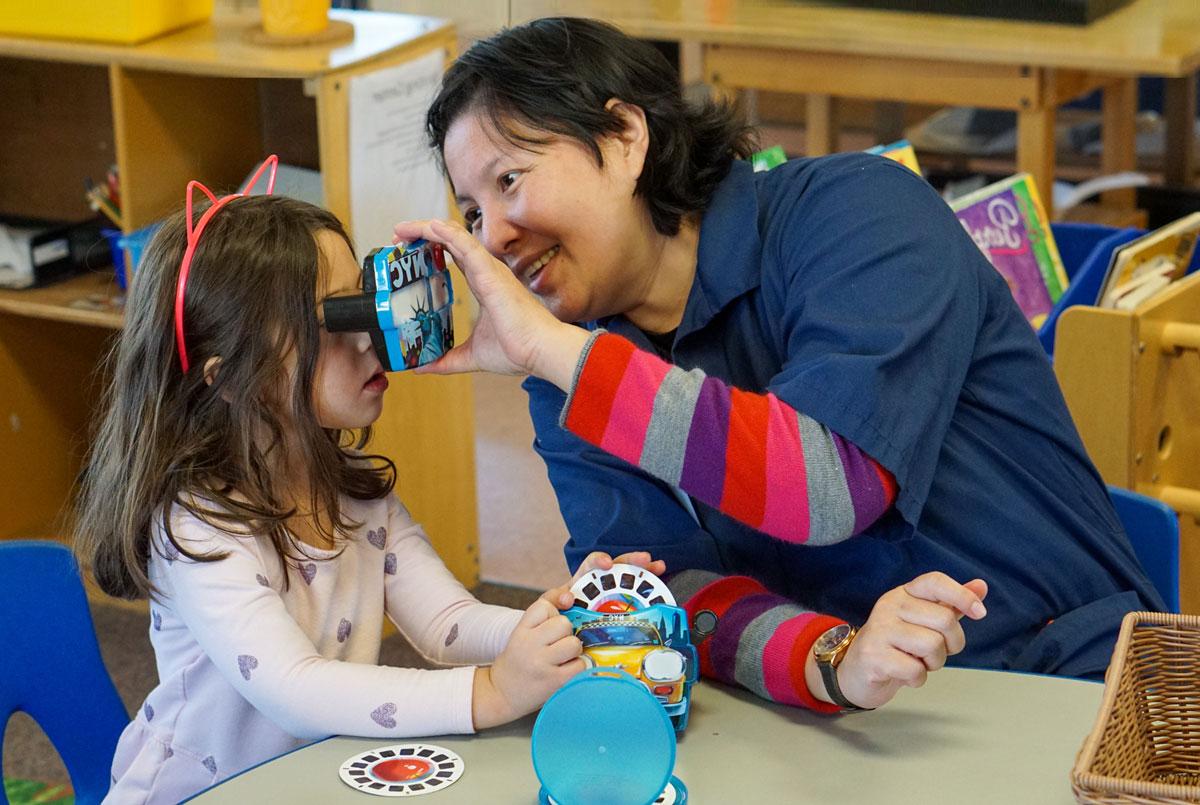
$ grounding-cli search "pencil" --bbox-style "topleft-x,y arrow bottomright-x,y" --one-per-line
87,188 -> 123,227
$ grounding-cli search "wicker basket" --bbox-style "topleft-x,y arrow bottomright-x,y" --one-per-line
1072,611 -> 1200,804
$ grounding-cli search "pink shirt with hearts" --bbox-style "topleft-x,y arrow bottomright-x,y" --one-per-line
104,493 -> 521,804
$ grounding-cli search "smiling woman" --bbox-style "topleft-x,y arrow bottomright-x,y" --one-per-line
440,108 -> 678,327
394,15 -> 1164,718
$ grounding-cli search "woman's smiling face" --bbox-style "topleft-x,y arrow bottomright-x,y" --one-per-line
442,106 -> 659,324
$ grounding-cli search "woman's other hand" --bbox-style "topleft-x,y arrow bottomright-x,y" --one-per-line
817,572 -> 989,711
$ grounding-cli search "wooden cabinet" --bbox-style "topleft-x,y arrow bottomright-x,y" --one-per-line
0,10 -> 479,584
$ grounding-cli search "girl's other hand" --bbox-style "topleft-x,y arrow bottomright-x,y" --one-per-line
472,598 -> 583,729
540,551 -> 668,612
826,572 -> 988,711
392,219 -> 590,390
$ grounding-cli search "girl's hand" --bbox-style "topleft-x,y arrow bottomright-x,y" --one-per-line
472,598 -> 583,729
392,219 -> 589,389
540,551 -> 669,611
821,572 -> 989,711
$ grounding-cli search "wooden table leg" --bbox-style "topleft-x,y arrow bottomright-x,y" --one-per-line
1164,73 -> 1197,187
1017,99 -> 1057,217
1101,76 -> 1138,208
679,40 -> 704,87
805,93 -> 835,156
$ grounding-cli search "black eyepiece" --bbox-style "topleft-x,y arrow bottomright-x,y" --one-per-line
321,294 -> 378,333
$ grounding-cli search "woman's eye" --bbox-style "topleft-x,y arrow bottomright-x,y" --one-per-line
463,208 -> 482,230
499,171 -> 519,190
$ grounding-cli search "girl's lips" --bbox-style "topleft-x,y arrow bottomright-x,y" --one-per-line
364,372 -> 389,393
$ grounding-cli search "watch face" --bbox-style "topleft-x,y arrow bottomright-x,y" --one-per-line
814,623 -> 853,655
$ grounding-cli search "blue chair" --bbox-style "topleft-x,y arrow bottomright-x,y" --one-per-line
0,541 -> 129,805
1108,486 -> 1181,614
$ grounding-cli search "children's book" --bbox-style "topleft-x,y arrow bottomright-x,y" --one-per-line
1105,261 -> 1175,310
864,139 -> 922,176
754,140 -> 922,176
950,173 -> 1069,328
1096,211 -> 1200,309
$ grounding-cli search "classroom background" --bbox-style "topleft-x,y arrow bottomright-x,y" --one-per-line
3,0 -> 1200,800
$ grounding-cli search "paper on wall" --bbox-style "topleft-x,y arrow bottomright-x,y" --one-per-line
348,49 -> 449,255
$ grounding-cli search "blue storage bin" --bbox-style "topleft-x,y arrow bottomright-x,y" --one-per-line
116,222 -> 162,283
100,227 -> 126,289
1041,222 -> 1200,357
1039,223 -> 1144,357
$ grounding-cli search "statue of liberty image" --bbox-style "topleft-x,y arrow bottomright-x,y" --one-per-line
414,272 -> 451,362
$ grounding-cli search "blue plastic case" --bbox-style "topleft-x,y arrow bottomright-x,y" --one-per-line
531,669 -> 677,805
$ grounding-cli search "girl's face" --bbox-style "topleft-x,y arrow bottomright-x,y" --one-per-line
312,230 -> 388,429
443,107 -> 661,324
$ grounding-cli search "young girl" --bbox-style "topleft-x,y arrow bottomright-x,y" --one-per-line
74,163 -> 635,803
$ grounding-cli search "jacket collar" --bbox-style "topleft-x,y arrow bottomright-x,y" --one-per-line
599,159 -> 764,346
678,160 -> 764,342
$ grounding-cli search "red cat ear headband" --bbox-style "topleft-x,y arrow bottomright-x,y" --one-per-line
173,155 -> 279,373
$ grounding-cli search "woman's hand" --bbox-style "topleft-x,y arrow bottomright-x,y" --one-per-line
814,572 -> 989,711
392,219 -> 589,388
472,598 -> 583,729
540,551 -> 669,611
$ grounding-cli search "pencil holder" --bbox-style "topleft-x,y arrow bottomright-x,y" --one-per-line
1072,611 -> 1200,804
116,223 -> 161,288
100,228 -> 126,290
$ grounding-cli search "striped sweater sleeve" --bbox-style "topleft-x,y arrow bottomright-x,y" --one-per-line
668,569 -> 843,713
559,331 -> 898,545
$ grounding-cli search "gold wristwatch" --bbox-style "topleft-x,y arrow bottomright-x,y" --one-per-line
812,623 -> 873,712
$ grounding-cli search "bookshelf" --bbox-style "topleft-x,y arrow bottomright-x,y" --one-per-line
0,10 -> 481,584
1056,272 -> 1200,613
0,273 -> 124,329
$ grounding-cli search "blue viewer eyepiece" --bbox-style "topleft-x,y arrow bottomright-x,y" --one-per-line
322,239 -> 455,372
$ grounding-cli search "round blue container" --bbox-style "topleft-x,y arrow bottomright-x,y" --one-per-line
531,669 -> 676,805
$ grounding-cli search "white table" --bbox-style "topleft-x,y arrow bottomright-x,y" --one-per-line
190,667 -> 1103,803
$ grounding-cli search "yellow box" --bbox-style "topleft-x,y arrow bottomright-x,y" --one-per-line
0,0 -> 214,45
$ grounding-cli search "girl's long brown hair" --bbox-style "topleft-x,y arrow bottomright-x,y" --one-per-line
74,195 -> 395,600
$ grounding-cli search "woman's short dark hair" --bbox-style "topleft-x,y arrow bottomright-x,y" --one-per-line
426,17 -> 757,237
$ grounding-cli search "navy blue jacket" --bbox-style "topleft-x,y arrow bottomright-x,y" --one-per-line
525,154 -> 1162,678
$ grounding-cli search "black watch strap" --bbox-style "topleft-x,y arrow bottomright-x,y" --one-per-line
818,661 -> 873,712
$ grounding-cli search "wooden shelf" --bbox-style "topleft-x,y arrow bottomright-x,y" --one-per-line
0,271 -> 123,329
0,10 -> 449,79
0,10 -> 480,584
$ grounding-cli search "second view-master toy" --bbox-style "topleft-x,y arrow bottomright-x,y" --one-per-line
322,240 -> 454,371
565,564 -> 698,731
